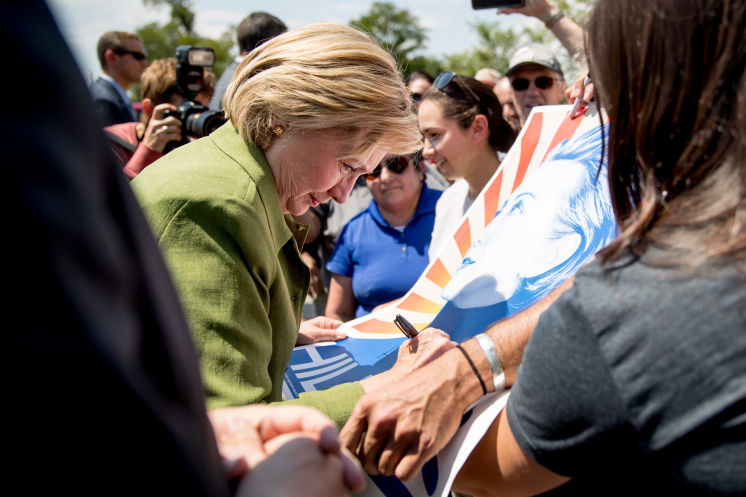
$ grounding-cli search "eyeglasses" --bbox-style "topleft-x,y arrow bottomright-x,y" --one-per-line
410,92 -> 423,103
433,71 -> 484,107
114,49 -> 147,62
365,155 -> 413,180
510,76 -> 555,92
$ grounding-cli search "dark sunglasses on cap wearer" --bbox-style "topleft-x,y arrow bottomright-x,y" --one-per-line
365,155 -> 415,180
114,49 -> 147,62
511,75 -> 556,92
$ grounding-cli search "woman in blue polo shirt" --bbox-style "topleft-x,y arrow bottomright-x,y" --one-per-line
325,153 -> 441,321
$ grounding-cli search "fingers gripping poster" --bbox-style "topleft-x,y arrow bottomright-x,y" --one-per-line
283,105 -> 618,496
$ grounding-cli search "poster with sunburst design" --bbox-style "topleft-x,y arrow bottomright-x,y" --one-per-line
283,105 -> 614,403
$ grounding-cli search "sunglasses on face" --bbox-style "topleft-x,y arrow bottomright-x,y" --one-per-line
365,155 -> 413,180
433,71 -> 484,107
114,49 -> 147,62
510,76 -> 555,92
411,92 -> 423,103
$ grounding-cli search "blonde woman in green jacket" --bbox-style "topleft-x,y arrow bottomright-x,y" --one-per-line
132,23 -> 453,427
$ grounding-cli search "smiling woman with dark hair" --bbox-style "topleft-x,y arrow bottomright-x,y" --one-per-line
419,72 -> 517,260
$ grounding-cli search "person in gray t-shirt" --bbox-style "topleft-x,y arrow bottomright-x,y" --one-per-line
340,1 -> 746,494
452,0 -> 746,495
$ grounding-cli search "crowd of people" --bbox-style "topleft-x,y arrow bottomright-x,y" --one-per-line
9,0 -> 745,496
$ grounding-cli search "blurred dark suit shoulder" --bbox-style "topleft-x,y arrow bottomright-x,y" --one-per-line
3,2 -> 228,495
90,75 -> 135,126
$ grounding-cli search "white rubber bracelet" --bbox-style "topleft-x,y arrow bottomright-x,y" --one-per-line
475,333 -> 506,392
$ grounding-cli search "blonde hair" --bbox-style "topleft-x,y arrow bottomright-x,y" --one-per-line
223,23 -> 421,157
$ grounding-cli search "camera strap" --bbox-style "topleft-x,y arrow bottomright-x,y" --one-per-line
104,130 -> 138,153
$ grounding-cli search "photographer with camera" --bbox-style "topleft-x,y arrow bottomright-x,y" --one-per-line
106,47 -> 225,180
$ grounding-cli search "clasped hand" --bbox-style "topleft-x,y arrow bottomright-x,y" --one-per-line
208,404 -> 364,497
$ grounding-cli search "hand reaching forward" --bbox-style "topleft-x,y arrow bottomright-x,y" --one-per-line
388,327 -> 456,376
344,329 -> 480,480
297,315 -> 347,345
358,327 -> 457,393
341,350 -> 474,479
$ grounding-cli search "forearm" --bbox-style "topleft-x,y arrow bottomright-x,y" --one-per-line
536,4 -> 586,63
507,0 -> 586,64
464,277 -> 575,391
393,343 -> 488,409
457,309 -> 536,395
325,309 -> 352,323
452,281 -> 576,496
454,409 -> 569,497
545,15 -> 586,64
324,274 -> 355,322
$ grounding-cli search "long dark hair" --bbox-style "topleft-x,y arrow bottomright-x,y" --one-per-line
589,0 -> 746,268
421,74 -> 516,153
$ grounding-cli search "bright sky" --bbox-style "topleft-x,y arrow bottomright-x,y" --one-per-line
47,0 -> 538,81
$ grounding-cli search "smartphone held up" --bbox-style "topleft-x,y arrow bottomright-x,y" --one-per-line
471,0 -> 526,9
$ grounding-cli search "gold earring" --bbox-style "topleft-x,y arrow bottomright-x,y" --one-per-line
272,126 -> 285,137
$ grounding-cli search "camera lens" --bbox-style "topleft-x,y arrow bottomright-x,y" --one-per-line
184,110 -> 226,138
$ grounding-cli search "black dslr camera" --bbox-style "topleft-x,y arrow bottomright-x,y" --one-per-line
163,46 -> 226,150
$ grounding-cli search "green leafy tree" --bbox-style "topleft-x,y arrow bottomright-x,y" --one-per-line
350,2 -> 426,63
136,21 -> 233,77
443,22 -> 527,77
447,0 -> 593,80
142,0 -> 195,34
349,2 -> 441,78
403,55 -> 446,80
557,0 -> 593,24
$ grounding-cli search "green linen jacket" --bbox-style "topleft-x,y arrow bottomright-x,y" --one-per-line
132,122 -> 363,426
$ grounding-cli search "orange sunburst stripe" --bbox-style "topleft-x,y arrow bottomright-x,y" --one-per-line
454,218 -> 471,257
351,318 -> 405,335
351,318 -> 432,334
397,292 -> 443,315
512,113 -> 543,193
482,169 -> 504,225
425,258 -> 452,288
540,111 -> 585,164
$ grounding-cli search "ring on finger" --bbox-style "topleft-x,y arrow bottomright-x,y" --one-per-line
160,125 -> 169,133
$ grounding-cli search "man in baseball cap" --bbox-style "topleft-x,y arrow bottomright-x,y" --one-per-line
506,45 -> 566,127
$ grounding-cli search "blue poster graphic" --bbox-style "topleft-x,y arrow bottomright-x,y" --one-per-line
430,123 -> 617,341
